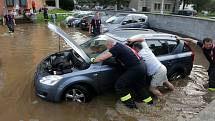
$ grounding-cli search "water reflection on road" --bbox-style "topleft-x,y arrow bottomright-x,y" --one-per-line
0,24 -> 213,121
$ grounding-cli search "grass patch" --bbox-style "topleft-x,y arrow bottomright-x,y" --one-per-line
197,12 -> 215,19
36,9 -> 73,23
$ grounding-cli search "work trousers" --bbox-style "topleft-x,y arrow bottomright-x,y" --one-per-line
208,64 -> 215,88
115,63 -> 151,102
7,24 -> 14,32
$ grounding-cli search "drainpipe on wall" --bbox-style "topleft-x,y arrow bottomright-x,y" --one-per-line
55,0 -> 59,8
161,0 -> 164,14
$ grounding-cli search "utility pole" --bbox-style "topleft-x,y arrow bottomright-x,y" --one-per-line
55,0 -> 60,8
161,0 -> 164,14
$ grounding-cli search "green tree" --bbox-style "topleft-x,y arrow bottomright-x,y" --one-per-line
192,0 -> 212,12
59,0 -> 74,10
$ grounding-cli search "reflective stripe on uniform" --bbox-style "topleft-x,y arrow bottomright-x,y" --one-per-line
143,96 -> 153,103
208,88 -> 215,91
120,93 -> 131,102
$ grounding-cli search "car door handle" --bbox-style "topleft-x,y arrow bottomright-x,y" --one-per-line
167,61 -> 172,65
93,73 -> 98,76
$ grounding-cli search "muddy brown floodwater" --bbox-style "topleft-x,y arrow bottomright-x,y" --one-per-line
0,24 -> 215,121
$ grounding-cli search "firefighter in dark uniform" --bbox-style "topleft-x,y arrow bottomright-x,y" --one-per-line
91,39 -> 153,109
178,37 -> 215,91
89,12 -> 102,37
3,10 -> 16,33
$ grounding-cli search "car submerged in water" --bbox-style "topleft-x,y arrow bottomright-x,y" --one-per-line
34,23 -> 194,103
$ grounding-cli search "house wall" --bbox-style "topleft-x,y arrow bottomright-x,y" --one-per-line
0,1 -> 4,16
129,0 -> 177,12
0,0 -> 44,16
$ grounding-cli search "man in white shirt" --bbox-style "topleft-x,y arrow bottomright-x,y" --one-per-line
128,38 -> 175,98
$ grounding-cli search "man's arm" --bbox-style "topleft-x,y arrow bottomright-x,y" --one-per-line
13,17 -> 16,25
100,20 -> 102,34
89,24 -> 92,34
176,36 -> 198,44
92,52 -> 113,63
3,17 -> 5,25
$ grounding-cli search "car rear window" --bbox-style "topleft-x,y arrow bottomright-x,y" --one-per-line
146,39 -> 178,56
167,41 -> 178,53
183,43 -> 192,52
146,40 -> 169,56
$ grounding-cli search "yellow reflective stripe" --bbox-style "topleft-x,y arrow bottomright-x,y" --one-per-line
120,93 -> 131,102
143,96 -> 153,103
208,88 -> 215,91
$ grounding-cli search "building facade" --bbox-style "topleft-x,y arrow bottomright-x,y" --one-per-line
129,0 -> 180,13
0,0 -> 44,16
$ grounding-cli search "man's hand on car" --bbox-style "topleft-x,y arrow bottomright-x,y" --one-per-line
91,57 -> 96,63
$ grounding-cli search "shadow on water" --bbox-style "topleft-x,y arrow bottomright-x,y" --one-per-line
0,24 -> 212,121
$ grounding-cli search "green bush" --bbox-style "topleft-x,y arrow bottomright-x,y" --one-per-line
59,0 -> 74,11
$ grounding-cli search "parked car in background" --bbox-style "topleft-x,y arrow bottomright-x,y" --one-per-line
65,11 -> 93,27
103,13 -> 149,32
34,23 -> 194,103
177,9 -> 197,16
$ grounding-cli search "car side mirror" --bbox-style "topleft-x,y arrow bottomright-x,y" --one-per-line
122,21 -> 127,25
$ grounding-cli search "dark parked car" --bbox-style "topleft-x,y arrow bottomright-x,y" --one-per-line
34,23 -> 194,103
177,10 -> 197,16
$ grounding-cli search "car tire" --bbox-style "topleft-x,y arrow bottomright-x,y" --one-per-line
169,72 -> 184,81
64,85 -> 92,103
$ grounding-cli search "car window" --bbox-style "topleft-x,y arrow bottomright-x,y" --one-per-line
183,43 -> 191,52
138,18 -> 146,22
146,40 -> 169,56
122,15 -> 138,24
167,40 -> 178,53
80,36 -> 109,57
106,15 -> 126,24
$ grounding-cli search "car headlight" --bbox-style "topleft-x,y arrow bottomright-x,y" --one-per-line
39,75 -> 63,86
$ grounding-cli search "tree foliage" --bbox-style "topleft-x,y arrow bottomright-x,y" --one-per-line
181,0 -> 215,12
59,0 -> 74,10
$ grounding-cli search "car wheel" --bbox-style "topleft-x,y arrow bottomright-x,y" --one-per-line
65,85 -> 91,103
169,72 -> 184,81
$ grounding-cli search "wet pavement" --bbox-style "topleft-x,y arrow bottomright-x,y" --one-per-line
0,24 -> 215,121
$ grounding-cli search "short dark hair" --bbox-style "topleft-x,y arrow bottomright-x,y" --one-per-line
203,38 -> 213,44
133,42 -> 143,50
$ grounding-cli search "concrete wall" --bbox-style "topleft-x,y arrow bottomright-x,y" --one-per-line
144,13 -> 215,40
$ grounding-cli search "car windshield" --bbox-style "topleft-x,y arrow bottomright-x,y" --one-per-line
80,35 -> 111,58
106,14 -> 126,24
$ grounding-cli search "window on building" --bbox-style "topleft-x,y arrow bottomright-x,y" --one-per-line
165,4 -> 171,11
6,0 -> 14,6
154,3 -> 161,11
19,0 -> 27,7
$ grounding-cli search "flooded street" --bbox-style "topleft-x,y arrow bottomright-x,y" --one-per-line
0,24 -> 214,121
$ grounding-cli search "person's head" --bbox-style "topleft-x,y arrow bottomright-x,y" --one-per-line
8,10 -> 12,14
132,42 -> 143,52
106,39 -> 116,49
203,38 -> 214,49
95,11 -> 100,18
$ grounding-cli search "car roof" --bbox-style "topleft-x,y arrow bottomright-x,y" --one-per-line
107,29 -> 156,40
105,32 -> 177,42
115,13 -> 147,17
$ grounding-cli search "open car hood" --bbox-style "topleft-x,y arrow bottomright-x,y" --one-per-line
48,23 -> 91,64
